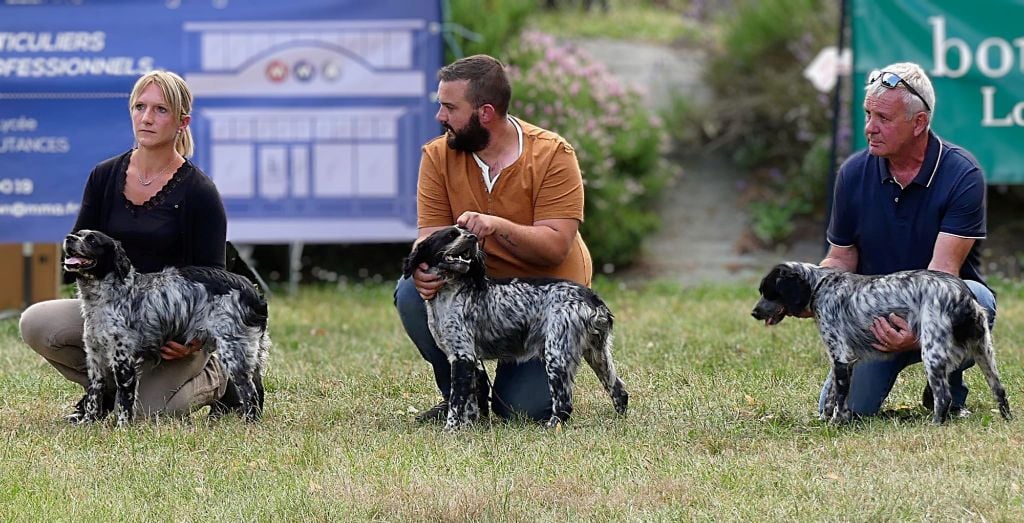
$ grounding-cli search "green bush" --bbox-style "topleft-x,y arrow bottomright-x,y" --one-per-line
529,0 -> 705,44
702,0 -> 839,245
442,0 -> 535,62
505,31 -> 677,269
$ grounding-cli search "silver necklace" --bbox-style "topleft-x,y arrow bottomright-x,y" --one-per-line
137,156 -> 177,187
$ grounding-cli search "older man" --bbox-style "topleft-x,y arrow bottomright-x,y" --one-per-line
818,61 -> 995,417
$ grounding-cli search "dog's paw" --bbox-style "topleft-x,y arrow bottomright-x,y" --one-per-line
66,404 -> 104,425
540,417 -> 565,429
543,416 -> 566,430
243,406 -> 263,423
65,411 -> 89,425
613,387 -> 629,415
443,412 -> 478,432
829,407 -> 854,425
70,412 -> 103,425
443,420 -> 466,433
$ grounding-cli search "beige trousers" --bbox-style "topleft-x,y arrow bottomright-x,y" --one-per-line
19,299 -> 227,418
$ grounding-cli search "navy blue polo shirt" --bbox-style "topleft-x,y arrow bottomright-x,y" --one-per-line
827,131 -> 987,284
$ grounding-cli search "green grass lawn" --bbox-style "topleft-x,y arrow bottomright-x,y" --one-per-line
2,278 -> 1024,520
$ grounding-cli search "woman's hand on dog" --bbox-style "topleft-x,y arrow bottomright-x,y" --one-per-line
870,313 -> 919,353
160,338 -> 203,360
412,263 -> 445,300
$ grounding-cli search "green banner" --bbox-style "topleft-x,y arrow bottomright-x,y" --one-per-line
851,0 -> 1024,184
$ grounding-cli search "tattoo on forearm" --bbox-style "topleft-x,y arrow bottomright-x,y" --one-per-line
499,233 -> 518,247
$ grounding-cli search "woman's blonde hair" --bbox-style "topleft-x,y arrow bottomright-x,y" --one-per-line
128,70 -> 194,157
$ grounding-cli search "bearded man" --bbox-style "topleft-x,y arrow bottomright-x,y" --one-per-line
394,54 -> 593,423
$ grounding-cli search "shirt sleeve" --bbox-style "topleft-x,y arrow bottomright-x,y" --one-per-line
940,167 -> 986,239
71,164 -> 105,233
533,140 -> 584,223
826,162 -> 856,247
189,174 -> 227,269
416,147 -> 455,228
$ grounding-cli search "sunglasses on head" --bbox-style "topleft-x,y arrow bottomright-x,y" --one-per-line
867,70 -> 931,112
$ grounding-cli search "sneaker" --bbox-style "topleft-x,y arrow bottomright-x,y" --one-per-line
921,385 -> 970,417
415,400 -> 449,423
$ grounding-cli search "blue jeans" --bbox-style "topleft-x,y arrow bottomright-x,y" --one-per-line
394,276 -> 552,421
818,279 -> 996,416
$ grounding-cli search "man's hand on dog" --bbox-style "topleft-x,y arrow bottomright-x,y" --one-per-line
457,211 -> 501,237
870,313 -> 919,353
160,338 -> 203,360
412,263 -> 445,300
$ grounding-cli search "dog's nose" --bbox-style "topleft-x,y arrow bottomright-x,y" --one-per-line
466,233 -> 477,241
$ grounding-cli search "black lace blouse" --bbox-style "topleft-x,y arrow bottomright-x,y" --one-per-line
69,150 -> 226,278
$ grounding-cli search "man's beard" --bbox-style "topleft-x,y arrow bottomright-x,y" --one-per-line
445,113 -> 490,153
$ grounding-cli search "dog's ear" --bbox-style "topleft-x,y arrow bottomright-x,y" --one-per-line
401,245 -> 419,278
402,239 -> 429,278
112,239 -> 132,280
758,266 -> 783,298
467,244 -> 486,283
774,265 -> 812,315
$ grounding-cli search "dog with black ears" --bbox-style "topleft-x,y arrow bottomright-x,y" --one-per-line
752,261 -> 1010,424
403,226 -> 629,430
62,229 -> 270,425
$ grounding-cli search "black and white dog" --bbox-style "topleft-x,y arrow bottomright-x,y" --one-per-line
63,229 -> 270,425
752,262 -> 1010,424
403,226 -> 629,430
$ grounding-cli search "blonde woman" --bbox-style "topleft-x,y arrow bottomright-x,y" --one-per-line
19,70 -> 246,420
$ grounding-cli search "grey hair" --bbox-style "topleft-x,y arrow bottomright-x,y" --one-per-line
865,62 -> 935,123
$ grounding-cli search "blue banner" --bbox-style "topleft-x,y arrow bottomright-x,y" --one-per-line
0,0 -> 442,243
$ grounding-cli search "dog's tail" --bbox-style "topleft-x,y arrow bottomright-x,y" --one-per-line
582,303 -> 628,416
235,285 -> 269,332
587,293 -> 614,332
951,296 -> 987,346
257,328 -> 272,372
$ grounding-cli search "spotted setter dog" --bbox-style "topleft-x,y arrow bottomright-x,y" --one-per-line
63,229 -> 270,425
403,226 -> 629,430
752,262 -> 1010,424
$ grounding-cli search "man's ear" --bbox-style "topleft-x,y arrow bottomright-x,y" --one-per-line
477,104 -> 498,125
913,111 -> 930,136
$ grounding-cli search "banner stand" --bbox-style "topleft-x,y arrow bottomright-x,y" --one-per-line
289,242 -> 304,297
22,243 -> 33,309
